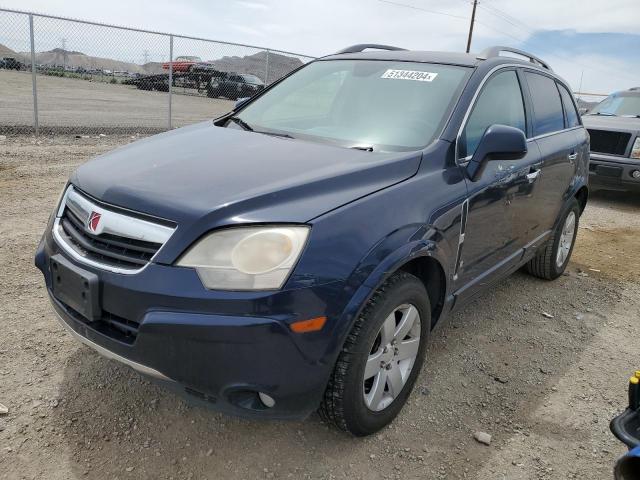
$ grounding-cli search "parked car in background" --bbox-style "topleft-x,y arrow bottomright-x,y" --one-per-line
206,72 -> 265,99
35,44 -> 589,436
1,57 -> 24,70
582,87 -> 640,192
162,55 -> 202,72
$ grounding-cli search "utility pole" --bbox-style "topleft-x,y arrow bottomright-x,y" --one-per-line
465,0 -> 478,53
61,37 -> 67,70
577,70 -> 584,100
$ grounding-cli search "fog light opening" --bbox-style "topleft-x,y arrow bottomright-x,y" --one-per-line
258,392 -> 276,408
631,170 -> 640,179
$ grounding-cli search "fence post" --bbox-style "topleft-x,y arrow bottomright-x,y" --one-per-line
29,13 -> 39,136
168,34 -> 173,130
264,49 -> 270,85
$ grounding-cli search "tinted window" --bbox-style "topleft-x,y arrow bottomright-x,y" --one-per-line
526,72 -> 565,136
462,70 -> 525,157
557,84 -> 580,128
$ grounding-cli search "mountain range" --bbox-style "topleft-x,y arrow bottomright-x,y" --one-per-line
0,43 -> 305,81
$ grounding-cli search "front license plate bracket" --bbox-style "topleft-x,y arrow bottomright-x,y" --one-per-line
50,254 -> 100,321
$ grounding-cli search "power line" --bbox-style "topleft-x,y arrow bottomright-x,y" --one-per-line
478,3 -> 533,34
450,0 -> 638,85
377,0 -> 468,21
473,3 -> 639,84
376,0 -> 638,86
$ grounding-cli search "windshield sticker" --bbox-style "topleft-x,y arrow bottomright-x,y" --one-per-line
381,69 -> 438,82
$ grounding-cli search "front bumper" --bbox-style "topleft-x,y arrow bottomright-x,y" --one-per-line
35,230 -> 350,420
589,153 -> 640,192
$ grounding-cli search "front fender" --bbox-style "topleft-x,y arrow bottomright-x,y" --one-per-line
321,224 -> 453,361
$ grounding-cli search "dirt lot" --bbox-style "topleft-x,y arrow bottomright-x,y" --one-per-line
0,70 -> 234,133
1,134 -> 639,480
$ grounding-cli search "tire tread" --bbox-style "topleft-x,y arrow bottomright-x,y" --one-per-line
318,271 -> 416,433
526,199 -> 580,280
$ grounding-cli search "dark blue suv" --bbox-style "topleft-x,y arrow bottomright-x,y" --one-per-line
35,45 -> 589,436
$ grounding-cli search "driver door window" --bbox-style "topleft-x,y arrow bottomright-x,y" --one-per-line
461,70 -> 526,158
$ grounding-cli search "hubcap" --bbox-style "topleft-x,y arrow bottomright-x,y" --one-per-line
363,304 -> 421,412
556,211 -> 576,268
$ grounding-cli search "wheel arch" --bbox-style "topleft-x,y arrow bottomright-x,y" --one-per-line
339,234 -> 452,342
574,185 -> 588,215
397,256 -> 447,328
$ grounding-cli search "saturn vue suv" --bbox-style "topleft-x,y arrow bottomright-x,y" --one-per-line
35,44 -> 589,436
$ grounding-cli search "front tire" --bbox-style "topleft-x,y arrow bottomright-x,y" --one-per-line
526,198 -> 580,280
319,272 -> 430,436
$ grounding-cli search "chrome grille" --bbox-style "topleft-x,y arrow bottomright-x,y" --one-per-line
53,186 -> 175,273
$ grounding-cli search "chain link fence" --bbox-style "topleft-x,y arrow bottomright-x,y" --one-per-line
0,8 -> 315,135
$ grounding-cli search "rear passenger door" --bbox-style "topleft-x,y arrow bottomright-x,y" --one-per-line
523,71 -> 578,234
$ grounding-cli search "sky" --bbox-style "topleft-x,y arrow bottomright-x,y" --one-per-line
1,0 -> 638,97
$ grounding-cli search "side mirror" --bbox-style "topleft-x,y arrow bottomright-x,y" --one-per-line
235,97 -> 251,110
466,124 -> 527,181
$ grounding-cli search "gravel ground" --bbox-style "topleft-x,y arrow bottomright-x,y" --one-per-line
0,70 -> 234,134
0,134 -> 639,480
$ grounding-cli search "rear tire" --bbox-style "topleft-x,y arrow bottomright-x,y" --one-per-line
526,198 -> 580,280
318,271 -> 430,436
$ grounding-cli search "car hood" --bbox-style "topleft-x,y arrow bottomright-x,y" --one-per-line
71,121 -> 422,227
582,115 -> 640,134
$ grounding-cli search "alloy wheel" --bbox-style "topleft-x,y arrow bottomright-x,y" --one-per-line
363,304 -> 421,412
556,211 -> 576,268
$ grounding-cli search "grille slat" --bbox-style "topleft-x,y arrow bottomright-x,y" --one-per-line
587,129 -> 631,156
65,208 -> 161,254
56,189 -> 169,271
61,217 -> 149,267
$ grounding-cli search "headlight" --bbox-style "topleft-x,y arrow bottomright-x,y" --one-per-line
176,226 -> 310,290
631,137 -> 640,159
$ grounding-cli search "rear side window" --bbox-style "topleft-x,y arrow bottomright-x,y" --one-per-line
557,84 -> 581,128
461,70 -> 526,158
525,72 -> 565,136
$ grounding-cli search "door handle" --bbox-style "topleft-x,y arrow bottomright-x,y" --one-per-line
568,152 -> 578,162
526,169 -> 541,183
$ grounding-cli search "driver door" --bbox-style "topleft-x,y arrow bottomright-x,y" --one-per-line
453,69 -> 542,305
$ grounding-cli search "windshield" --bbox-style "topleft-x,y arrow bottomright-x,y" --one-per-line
590,93 -> 640,117
234,60 -> 470,151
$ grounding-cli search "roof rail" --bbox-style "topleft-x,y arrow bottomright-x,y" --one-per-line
477,46 -> 552,71
335,44 -> 407,54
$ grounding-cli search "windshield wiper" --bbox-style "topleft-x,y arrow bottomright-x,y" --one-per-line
227,118 -> 295,138
587,112 -> 617,116
227,116 -> 253,131
255,130 -> 294,139
621,114 -> 640,118
351,146 -> 374,152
